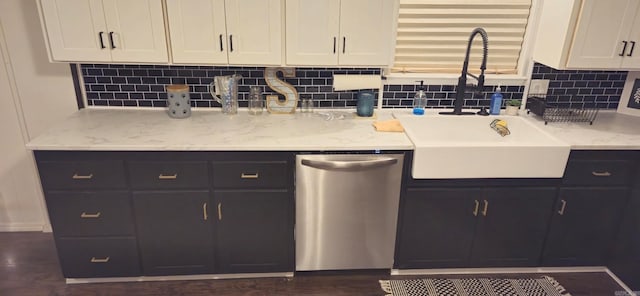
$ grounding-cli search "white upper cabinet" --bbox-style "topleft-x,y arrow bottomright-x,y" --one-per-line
166,0 -> 228,64
285,0 -> 394,66
39,0 -> 168,63
167,0 -> 282,65
285,0 -> 340,65
534,0 -> 640,70
39,0 -> 111,62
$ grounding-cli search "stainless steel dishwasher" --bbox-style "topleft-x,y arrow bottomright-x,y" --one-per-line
295,153 -> 404,271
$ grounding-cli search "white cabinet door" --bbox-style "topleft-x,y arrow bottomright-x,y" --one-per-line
567,0 -> 636,68
285,0 -> 340,65
621,4 -> 640,68
166,0 -> 228,64
225,0 -> 282,65
338,0 -> 393,66
102,0 -> 168,63
39,0 -> 111,62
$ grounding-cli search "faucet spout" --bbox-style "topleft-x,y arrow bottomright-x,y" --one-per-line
440,27 -> 489,115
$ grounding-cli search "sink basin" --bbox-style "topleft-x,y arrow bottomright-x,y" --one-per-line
396,115 -> 570,179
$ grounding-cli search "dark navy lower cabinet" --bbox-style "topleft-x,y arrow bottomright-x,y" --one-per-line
542,151 -> 636,267
542,187 -> 628,266
470,187 -> 556,267
34,151 -> 295,279
395,188 -> 478,269
394,184 -> 556,269
609,155 -> 640,290
133,191 -> 214,276
214,190 -> 293,273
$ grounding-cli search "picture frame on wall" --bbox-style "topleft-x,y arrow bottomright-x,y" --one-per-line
617,71 -> 640,117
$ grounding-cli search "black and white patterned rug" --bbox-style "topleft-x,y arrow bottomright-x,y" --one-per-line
379,276 -> 572,296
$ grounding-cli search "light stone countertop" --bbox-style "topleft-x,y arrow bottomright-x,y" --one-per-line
25,108 -> 640,152
26,108 -> 413,151
523,110 -> 640,150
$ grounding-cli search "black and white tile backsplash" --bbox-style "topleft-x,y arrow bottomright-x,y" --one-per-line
530,63 -> 627,109
80,63 -> 627,109
82,64 -> 380,108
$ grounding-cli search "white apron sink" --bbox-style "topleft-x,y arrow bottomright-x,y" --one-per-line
396,114 -> 570,179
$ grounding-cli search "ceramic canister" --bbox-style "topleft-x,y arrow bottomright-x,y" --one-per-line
167,84 -> 191,118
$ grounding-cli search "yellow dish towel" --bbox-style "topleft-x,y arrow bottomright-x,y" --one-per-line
372,119 -> 404,132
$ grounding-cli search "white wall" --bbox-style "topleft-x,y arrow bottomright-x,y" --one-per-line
0,0 -> 78,231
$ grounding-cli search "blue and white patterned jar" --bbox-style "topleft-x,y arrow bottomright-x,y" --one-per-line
167,84 -> 191,119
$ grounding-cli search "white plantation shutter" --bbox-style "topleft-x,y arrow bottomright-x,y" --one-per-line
393,0 -> 532,74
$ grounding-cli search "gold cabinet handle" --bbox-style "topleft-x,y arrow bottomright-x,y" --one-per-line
558,199 -> 567,215
217,202 -> 222,221
591,171 -> 612,177
473,200 -> 479,216
80,212 -> 101,218
90,257 -> 110,263
158,173 -> 178,180
240,173 -> 259,179
72,173 -> 93,180
203,202 -> 208,221
482,200 -> 489,216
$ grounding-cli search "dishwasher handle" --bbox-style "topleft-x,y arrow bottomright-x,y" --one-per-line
301,158 -> 398,171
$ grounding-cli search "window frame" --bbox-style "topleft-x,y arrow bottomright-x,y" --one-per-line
384,0 -> 544,86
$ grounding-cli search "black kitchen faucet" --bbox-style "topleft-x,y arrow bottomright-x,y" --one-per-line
440,27 -> 488,115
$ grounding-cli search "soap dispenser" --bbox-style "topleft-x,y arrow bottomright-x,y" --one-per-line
413,80 -> 427,115
489,85 -> 503,115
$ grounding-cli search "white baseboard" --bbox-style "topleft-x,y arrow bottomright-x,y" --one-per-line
66,272 -> 294,284
0,223 -> 44,232
391,266 -> 608,276
605,268 -> 636,296
42,223 -> 52,233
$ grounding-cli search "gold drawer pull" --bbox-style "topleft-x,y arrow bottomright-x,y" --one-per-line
591,171 -> 612,177
158,173 -> 178,180
473,200 -> 479,216
80,212 -> 101,218
240,173 -> 259,179
90,257 -> 110,263
72,173 -> 93,180
203,202 -> 208,221
217,202 -> 222,221
558,199 -> 567,215
482,200 -> 489,216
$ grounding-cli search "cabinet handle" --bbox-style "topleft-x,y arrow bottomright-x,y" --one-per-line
98,32 -> 106,49
203,202 -> 208,221
473,200 -> 479,216
219,34 -> 224,52
481,200 -> 489,216
229,35 -> 234,52
333,37 -> 336,54
158,173 -> 178,180
628,41 -> 636,56
620,41 -> 628,56
108,32 -> 116,49
72,173 -> 93,180
558,199 -> 567,215
90,257 -> 110,263
342,37 -> 346,53
240,173 -> 259,179
591,171 -> 612,177
80,212 -> 101,218
217,202 -> 222,221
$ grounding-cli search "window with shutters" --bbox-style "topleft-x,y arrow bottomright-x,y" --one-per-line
391,0 -> 533,76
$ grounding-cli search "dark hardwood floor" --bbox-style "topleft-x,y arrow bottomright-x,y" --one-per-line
0,232 -> 629,296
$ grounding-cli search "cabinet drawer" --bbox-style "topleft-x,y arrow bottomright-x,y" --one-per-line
56,237 -> 140,278
38,161 -> 126,190
563,160 -> 634,186
46,191 -> 134,237
128,161 -> 209,189
212,161 -> 289,188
